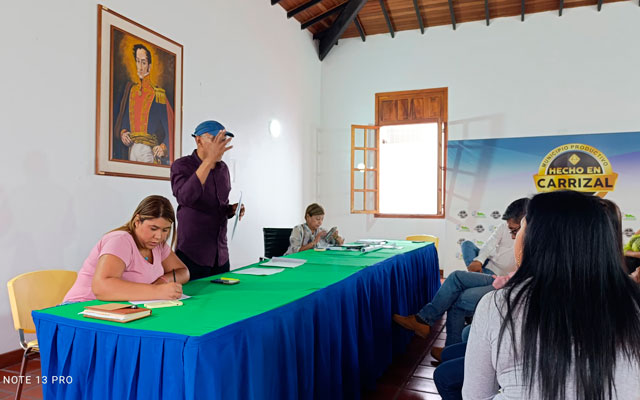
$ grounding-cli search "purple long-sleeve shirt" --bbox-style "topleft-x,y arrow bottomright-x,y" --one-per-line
170,150 -> 232,267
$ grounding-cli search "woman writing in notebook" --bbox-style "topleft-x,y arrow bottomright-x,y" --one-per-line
63,195 -> 189,303
285,203 -> 344,254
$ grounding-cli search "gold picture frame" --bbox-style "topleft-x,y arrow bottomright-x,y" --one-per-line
95,5 -> 183,180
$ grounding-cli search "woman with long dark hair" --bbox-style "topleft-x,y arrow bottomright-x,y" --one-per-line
462,191 -> 640,399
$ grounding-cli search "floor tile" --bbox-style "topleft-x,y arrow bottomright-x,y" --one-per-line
0,371 -> 21,392
405,377 -> 439,393
0,389 -> 14,400
419,354 -> 439,366
397,389 -> 442,399
20,386 -> 43,400
2,358 -> 40,374
413,365 -> 436,379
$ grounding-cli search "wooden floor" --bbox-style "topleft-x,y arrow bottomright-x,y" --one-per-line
363,318 -> 446,400
0,318 -> 445,400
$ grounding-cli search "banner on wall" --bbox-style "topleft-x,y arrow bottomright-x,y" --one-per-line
444,131 -> 640,274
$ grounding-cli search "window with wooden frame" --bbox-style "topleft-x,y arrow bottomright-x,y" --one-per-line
350,88 -> 447,218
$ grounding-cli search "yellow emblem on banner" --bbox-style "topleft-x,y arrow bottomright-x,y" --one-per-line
533,143 -> 618,197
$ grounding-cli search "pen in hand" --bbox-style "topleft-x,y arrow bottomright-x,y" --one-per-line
172,269 -> 176,283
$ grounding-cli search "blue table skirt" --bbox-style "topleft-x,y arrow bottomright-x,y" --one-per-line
34,244 -> 440,400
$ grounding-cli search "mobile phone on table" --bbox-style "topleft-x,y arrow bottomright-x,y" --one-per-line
211,278 -> 240,285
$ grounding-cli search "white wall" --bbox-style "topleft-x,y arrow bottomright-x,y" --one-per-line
0,0 -> 321,353
318,2 -> 640,273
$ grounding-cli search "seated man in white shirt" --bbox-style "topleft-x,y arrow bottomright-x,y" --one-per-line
462,198 -> 529,276
393,197 -> 529,347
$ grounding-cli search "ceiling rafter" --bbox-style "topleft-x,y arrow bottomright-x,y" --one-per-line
288,0 -> 323,19
379,0 -> 395,38
447,0 -> 457,30
354,15 -> 366,41
412,0 -> 425,34
318,0 -> 369,60
301,2 -> 348,30
485,0 -> 490,25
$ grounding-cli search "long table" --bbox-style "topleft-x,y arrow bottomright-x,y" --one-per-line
33,241 -> 440,399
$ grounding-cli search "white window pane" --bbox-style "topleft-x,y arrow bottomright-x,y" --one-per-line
353,191 -> 364,211
366,150 -> 377,169
379,123 -> 439,214
353,149 -> 364,169
354,170 -> 364,190
366,129 -> 377,148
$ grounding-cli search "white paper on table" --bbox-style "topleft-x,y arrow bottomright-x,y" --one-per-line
129,294 -> 190,305
233,267 -> 285,276
261,257 -> 306,268
231,191 -> 243,241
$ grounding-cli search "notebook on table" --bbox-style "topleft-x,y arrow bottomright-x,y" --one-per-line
81,303 -> 152,323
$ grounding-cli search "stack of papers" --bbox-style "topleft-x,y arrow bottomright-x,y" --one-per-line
234,267 -> 285,276
261,257 -> 306,268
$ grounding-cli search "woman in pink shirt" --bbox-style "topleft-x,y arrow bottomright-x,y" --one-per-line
63,195 -> 189,303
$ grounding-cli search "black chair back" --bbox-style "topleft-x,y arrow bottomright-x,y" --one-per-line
263,228 -> 293,259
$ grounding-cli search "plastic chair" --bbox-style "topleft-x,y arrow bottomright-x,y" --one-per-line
406,234 -> 439,250
7,270 -> 77,400
263,228 -> 293,259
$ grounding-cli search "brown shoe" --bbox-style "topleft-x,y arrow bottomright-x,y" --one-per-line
431,346 -> 443,362
392,314 -> 431,338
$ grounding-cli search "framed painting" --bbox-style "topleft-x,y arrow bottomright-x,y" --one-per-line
95,5 -> 183,180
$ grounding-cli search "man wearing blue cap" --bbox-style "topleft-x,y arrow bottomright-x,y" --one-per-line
170,120 -> 245,280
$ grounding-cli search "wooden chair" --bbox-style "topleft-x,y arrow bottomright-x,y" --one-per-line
7,270 -> 77,400
406,234 -> 439,250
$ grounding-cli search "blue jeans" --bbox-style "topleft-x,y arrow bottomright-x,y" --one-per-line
416,270 -> 494,346
461,241 -> 495,275
434,342 -> 467,400
461,324 -> 471,343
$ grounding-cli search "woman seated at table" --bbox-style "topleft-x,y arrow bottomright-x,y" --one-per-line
63,195 -> 189,303
285,203 -> 344,254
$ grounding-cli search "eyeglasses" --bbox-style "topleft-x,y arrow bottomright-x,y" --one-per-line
509,227 -> 521,236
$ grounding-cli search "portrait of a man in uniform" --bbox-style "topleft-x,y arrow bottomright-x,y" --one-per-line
110,30 -> 176,166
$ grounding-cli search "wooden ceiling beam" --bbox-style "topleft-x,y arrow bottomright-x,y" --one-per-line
412,0 -> 425,34
301,2 -> 348,30
354,15 -> 366,41
447,0 -> 457,30
485,0 -> 490,25
379,0 -> 395,38
288,0 -> 323,19
318,0 -> 369,60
